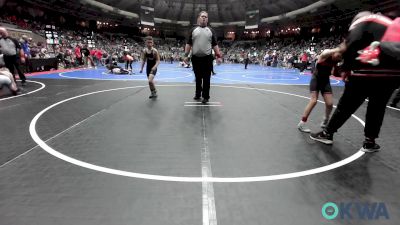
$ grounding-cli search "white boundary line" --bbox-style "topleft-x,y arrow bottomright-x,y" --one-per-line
0,145 -> 38,168
29,84 -> 367,182
241,74 -> 299,81
184,105 -> 222,107
387,105 -> 400,111
365,99 -> 400,112
0,109 -> 106,168
213,75 -> 341,85
201,107 -> 217,225
55,68 -> 396,111
217,69 -> 299,73
0,80 -> 46,102
213,75 -> 308,85
59,69 -> 193,81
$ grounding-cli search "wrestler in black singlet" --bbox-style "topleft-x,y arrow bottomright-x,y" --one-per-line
143,48 -> 158,77
309,56 -> 336,94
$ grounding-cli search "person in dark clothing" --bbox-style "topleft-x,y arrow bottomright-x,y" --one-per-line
123,51 -> 134,73
311,11 -> 400,153
184,11 -> 222,104
211,53 -> 216,75
140,36 -> 160,99
20,35 -> 31,73
106,55 -> 130,75
298,47 -> 343,133
80,45 -> 92,67
272,54 -> 279,67
287,54 -> 295,69
244,51 -> 249,69
0,27 -> 27,86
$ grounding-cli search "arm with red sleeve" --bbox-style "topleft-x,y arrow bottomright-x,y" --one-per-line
342,15 -> 390,78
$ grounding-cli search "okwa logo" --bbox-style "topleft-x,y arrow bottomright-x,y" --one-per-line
322,202 -> 390,220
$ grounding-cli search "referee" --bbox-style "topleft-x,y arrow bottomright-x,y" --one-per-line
184,11 -> 222,103
0,27 -> 26,86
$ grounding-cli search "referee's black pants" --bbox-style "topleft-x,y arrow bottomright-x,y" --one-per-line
244,58 -> 249,69
192,55 -> 213,99
325,76 -> 400,139
4,55 -> 26,82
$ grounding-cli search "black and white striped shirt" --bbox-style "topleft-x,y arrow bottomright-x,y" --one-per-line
0,37 -> 20,56
187,26 -> 217,57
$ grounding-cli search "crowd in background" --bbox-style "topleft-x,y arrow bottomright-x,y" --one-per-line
0,8 -> 345,74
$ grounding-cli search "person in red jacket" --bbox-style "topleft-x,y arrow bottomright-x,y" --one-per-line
311,11 -> 400,152
90,49 -> 98,67
74,44 -> 82,66
300,52 -> 308,72
95,49 -> 103,66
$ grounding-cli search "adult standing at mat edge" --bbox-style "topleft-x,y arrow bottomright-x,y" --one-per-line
0,27 -> 27,86
311,11 -> 400,152
184,11 -> 222,104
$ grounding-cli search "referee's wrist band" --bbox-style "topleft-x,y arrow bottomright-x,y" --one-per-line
184,53 -> 189,57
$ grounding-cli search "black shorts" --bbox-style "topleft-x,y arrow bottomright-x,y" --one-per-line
146,68 -> 157,77
309,75 -> 332,94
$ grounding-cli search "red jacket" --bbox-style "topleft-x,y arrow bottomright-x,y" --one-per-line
301,53 -> 308,62
344,14 -> 400,77
74,46 -> 81,58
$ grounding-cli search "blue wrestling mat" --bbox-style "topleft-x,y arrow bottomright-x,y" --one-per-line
30,62 -> 344,86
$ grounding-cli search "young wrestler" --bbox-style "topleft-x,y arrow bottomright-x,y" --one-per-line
0,67 -> 18,96
298,47 -> 343,132
140,36 -> 160,99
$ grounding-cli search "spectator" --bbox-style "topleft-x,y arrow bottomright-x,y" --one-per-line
74,44 -> 82,66
300,51 -> 308,72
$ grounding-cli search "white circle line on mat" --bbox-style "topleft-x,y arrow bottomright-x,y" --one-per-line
0,80 -> 46,102
59,69 -> 192,81
29,84 -> 365,182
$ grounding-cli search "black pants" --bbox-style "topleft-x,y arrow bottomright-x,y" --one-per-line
245,59 -> 249,69
391,88 -> 400,106
20,57 -> 31,73
300,61 -> 307,72
192,55 -> 213,99
4,55 -> 26,82
125,61 -> 133,70
325,76 -> 400,139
